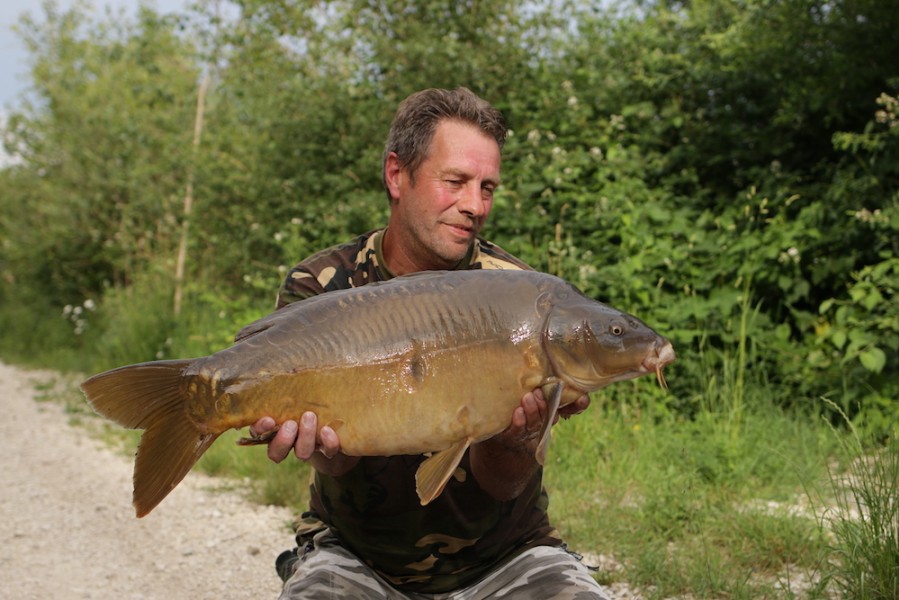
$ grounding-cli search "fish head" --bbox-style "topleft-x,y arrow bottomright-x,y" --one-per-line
543,297 -> 675,392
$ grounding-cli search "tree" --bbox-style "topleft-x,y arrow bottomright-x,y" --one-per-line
2,2 -> 199,302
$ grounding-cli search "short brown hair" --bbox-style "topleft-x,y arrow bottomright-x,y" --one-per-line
382,87 -> 507,200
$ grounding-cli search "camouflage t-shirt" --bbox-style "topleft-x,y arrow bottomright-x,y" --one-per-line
276,228 -> 563,594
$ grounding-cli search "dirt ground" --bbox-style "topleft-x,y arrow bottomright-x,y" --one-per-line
0,361 -> 296,600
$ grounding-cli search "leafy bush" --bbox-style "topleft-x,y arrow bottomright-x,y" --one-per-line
1,0 -> 896,438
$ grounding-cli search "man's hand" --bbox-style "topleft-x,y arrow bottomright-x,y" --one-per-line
248,412 -> 359,476
558,390 -> 591,420
470,388 -> 590,501
495,388 -> 592,451
492,388 -> 552,452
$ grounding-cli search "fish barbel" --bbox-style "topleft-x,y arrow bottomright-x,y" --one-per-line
81,270 -> 675,517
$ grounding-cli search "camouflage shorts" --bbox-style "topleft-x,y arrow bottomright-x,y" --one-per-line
278,528 -> 612,600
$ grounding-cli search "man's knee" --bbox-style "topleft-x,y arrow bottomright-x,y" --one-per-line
278,530 -> 391,600
476,545 -> 612,600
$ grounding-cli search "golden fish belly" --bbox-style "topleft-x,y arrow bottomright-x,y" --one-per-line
210,335 -> 549,456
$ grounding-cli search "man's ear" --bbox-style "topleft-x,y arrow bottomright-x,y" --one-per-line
384,151 -> 403,201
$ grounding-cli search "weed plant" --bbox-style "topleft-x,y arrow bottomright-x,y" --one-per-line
820,411 -> 899,600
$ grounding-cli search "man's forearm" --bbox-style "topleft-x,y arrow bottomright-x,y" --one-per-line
469,436 -> 540,501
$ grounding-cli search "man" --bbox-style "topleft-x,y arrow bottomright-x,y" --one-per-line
250,87 -> 611,599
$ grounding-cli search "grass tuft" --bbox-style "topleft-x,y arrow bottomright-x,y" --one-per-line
819,404 -> 899,600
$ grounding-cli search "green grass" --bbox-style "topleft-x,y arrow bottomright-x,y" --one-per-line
821,416 -> 899,600
543,388 -> 837,598
197,430 -> 313,511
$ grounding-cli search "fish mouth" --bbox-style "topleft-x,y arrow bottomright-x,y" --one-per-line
565,341 -> 675,392
642,341 -> 676,390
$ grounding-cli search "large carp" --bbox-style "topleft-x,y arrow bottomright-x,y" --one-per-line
81,270 -> 675,517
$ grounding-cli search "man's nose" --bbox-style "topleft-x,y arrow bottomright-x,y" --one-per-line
457,183 -> 487,217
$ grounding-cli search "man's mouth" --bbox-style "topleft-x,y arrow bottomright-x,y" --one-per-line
444,222 -> 474,239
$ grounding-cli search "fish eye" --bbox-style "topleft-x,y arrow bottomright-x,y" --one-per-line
610,323 -> 624,336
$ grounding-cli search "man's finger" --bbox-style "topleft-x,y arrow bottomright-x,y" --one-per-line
319,426 -> 340,459
268,419 -> 297,463
294,411 -> 318,460
249,415 -> 276,439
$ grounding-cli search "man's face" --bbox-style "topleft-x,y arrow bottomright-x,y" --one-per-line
386,120 -> 501,272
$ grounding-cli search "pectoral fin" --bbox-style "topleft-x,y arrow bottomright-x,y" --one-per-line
237,426 -> 279,446
415,438 -> 470,505
535,382 -> 563,465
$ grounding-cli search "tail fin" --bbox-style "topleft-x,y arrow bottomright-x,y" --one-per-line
80,359 -> 220,518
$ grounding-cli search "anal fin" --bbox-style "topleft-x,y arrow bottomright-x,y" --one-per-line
415,438 -> 470,505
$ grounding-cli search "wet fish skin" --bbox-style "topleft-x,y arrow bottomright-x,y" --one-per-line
81,270 -> 675,517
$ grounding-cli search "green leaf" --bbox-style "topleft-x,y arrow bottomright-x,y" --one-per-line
848,328 -> 873,346
849,285 -> 867,303
835,306 -> 849,325
862,288 -> 883,311
859,347 -> 886,373
774,323 -> 792,341
831,329 -> 847,349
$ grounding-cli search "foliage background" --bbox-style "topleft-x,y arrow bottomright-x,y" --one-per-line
3,0 -> 895,438
2,1 -> 897,596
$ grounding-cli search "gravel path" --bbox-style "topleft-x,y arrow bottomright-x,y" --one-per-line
0,361 -> 295,600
